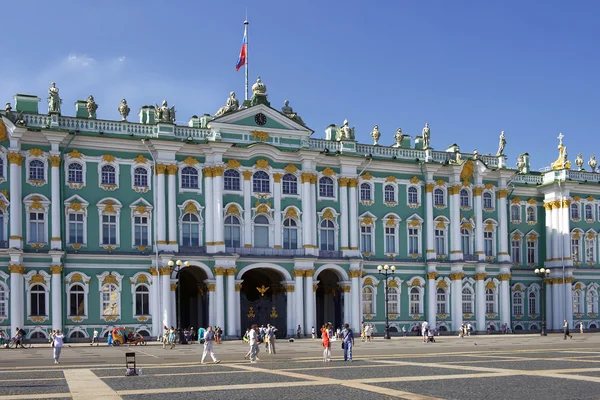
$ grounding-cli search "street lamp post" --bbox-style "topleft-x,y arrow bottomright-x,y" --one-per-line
168,259 -> 190,344
534,267 -> 551,336
377,264 -> 396,340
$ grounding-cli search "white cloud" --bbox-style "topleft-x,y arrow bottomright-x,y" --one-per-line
67,54 -> 96,68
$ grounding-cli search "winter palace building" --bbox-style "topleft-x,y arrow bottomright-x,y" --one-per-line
0,78 -> 597,340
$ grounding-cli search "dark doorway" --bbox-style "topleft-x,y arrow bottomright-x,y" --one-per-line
240,268 -> 287,338
176,266 -> 208,330
316,269 -> 343,331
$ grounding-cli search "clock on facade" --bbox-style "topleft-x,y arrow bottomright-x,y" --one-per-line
254,113 -> 267,126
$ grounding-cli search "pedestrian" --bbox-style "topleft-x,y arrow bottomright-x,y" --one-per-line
161,326 -> 168,349
563,320 -> 572,340
90,328 -> 99,346
364,324 -> 370,342
322,323 -> 331,362
249,324 -> 260,363
267,325 -> 277,354
50,330 -> 64,364
201,326 -> 220,364
422,321 -> 429,343
168,326 -> 176,349
467,323 -> 472,336
197,326 -> 205,344
311,326 -> 315,339
342,323 -> 354,361
297,324 -> 301,338
580,323 -> 584,334
0,329 -> 5,347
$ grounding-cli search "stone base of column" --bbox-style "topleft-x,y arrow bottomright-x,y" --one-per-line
50,239 -> 62,251
303,246 -> 319,257
476,252 -> 485,261
498,253 -> 510,262
207,243 -> 226,254
163,243 -> 179,253
9,237 -> 22,249
342,249 -> 360,257
450,252 -> 463,261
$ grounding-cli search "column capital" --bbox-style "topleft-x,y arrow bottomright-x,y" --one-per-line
273,173 -> 282,183
156,164 -> 167,175
304,270 -> 315,278
159,267 -> 171,276
448,185 -> 462,195
313,283 -> 318,292
426,272 -> 438,280
474,273 -> 487,281
293,269 -> 305,278
543,202 -> 553,211
450,272 -> 464,281
225,267 -> 238,276
284,285 -> 295,292
49,155 -> 62,168
207,283 -> 216,292
340,285 -> 351,293
7,152 -> 23,166
214,267 -> 227,276
235,283 -> 243,291
498,273 -> 512,281
473,187 -> 484,197
497,189 -> 509,199
565,276 -> 575,284
338,177 -> 349,187
166,164 -> 178,175
203,166 -> 214,178
349,269 -> 362,278
149,268 -> 159,276
8,265 -> 25,274
49,265 -> 63,274
562,199 -> 571,208
425,183 -> 435,193
242,170 -> 253,180
212,165 -> 225,177
347,178 -> 359,188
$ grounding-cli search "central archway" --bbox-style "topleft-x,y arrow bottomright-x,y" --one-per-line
239,268 -> 287,338
176,266 -> 208,331
316,269 -> 343,331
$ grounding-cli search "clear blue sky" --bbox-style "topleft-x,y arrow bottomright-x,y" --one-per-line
1,1 -> 598,170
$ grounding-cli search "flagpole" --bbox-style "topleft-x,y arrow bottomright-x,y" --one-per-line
244,19 -> 249,102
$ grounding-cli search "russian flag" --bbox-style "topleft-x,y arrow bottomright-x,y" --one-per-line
235,32 -> 247,71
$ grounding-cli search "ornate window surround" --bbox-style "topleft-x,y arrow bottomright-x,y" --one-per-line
433,186 -> 447,209
97,154 -> 120,191
386,277 -> 403,316
359,212 -> 377,255
131,156 -> 151,193
25,148 -> 48,187
359,181 -> 374,206
361,275 -> 380,316
0,149 -> 7,184
483,190 -> 495,212
317,207 -> 340,251
525,230 -> 539,266
572,228 -> 584,263
433,216 -> 450,258
65,159 -> 86,190
585,230 -> 597,266
130,198 -> 153,250
461,283 -> 475,316
97,271 -> 124,322
510,230 -> 524,266
224,202 -> 245,248
406,214 -> 423,258
527,283 -> 540,315
281,206 -> 303,248
24,270 -> 51,323
23,194 -> 50,246
435,277 -> 451,317
178,200 -> 205,247
65,271 -> 91,322
64,195 -> 89,249
405,183 -> 421,209
130,272 -> 153,321
382,182 -> 398,207
407,277 -> 425,315
0,193 -> 10,243
0,271 -> 9,322
382,213 -> 401,257
179,157 -> 203,194
459,187 -> 472,210
97,198 -> 122,250
317,175 -> 337,202
483,218 -> 498,259
484,278 -> 500,315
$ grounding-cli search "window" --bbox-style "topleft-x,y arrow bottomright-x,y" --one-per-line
408,187 -> 418,204
360,183 -> 372,202
253,171 -> 270,193
224,169 -> 241,191
29,160 -> 45,181
511,205 -> 521,222
102,215 -> 117,245
133,167 -> 148,188
461,229 -> 471,255
69,284 -> 85,316
385,226 -> 396,254
484,231 -> 494,257
528,290 -> 538,315
68,213 -> 84,244
586,204 -> 594,220
572,235 -> 582,262
0,210 -> 4,242
462,288 -> 473,314
389,287 -> 399,314
434,229 -> 446,256
253,215 -> 269,248
29,212 -> 45,243
320,220 -> 335,251
101,284 -> 119,317
526,206 -> 536,223
408,228 -> 419,255
101,165 -> 116,185
282,174 -> 297,195
486,289 -> 496,314
282,219 -> 298,249
587,290 -> 598,315
511,237 -> 521,264
587,238 -> 596,264
182,213 -> 200,246
513,291 -> 523,315
224,215 -> 241,248
0,284 -> 7,317
68,163 -> 83,183
0,158 -> 3,178
436,288 -> 447,314
70,331 -> 86,339
434,188 -> 444,206
460,189 -> 469,207
30,284 -> 46,316
362,287 -> 373,314
181,166 -> 199,189
133,216 -> 149,246
573,290 -> 584,314
483,192 -> 493,209
360,225 -> 373,253
135,286 -> 150,316
571,203 -> 580,220
527,239 -> 537,264
384,185 -> 395,203
409,287 -> 420,314
319,177 -> 334,198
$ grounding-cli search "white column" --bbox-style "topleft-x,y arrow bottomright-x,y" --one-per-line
50,156 -> 61,249
215,271 -> 225,330
565,278 -> 573,329
161,270 -> 171,328
167,166 -> 178,246
235,282 -> 242,336
151,269 -> 160,336
207,284 -> 216,326
545,280 -> 553,331
156,166 -> 167,246
286,285 -> 294,337
561,202 -> 571,262
425,184 -> 435,259
350,270 -> 360,332
552,203 -> 561,261
50,265 -> 62,331
552,278 -> 561,330
339,179 -> 349,251
475,274 -> 486,331
449,185 -> 462,260
9,266 -> 24,336
170,283 -> 176,327
342,286 -> 350,325
427,272 -> 437,328
544,203 -> 553,262
243,172 -> 252,247
273,174 -> 282,248
349,180 -> 359,251
213,166 -> 225,251
497,189 -> 509,262
294,271 -> 304,334
226,269 -> 236,336
301,173 -> 312,250
204,168 -> 214,248
305,271 -> 315,335
451,273 -> 463,331
8,153 -> 23,248
474,188 -> 484,260
499,274 -> 511,327
310,178 -> 317,248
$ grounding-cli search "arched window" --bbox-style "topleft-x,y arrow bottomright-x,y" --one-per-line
384,185 -> 395,203
526,206 -> 536,223
138,330 -> 150,337
30,284 -> 46,317
282,218 -> 298,249
528,290 -> 537,315
461,229 -> 471,255
320,220 -> 335,251
462,287 -> 473,314
512,291 -> 523,315
486,288 -> 496,314
101,165 -> 116,185
224,215 -> 241,248
511,205 -> 521,221
388,287 -> 399,314
282,174 -> 297,195
319,177 -> 334,198
101,284 -> 119,317
407,187 -> 418,204
409,287 -> 421,314
573,290 -> 584,314
436,288 -> 447,314
434,188 -> 445,206
459,189 -> 469,207
362,287 -> 373,314
587,289 -> 598,315
224,169 -> 240,191
68,163 -> 83,183
133,167 -> 148,187
181,213 -> 200,246
585,204 -> 594,220
181,166 -> 199,189
571,203 -> 580,220
29,160 -> 45,181
252,171 -> 270,193
0,283 -> 7,318
135,285 -> 150,316
69,284 -> 85,317
360,183 -> 371,201
30,331 -> 47,339
483,192 -> 493,209
70,330 -> 86,339
253,215 -> 269,248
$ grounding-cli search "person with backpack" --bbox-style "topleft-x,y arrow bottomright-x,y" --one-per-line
342,324 -> 354,362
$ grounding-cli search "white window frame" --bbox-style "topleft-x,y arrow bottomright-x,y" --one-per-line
433,187 -> 447,209
362,285 -> 376,315
382,213 -> 401,256
526,205 -> 537,224
483,219 -> 498,258
587,285 -> 599,315
434,217 -> 449,257
485,287 -> 498,314
436,287 -> 448,315
23,194 -> 50,245
130,273 -> 152,318
223,168 -> 242,193
130,199 -> 153,248
526,235 -> 538,265
224,213 -> 243,248
512,290 -> 524,316
97,198 -> 122,249
98,157 -> 120,191
383,183 -> 397,206
0,279 -> 8,319
359,213 -> 377,254
585,203 -> 595,222
25,151 -> 48,187
66,160 -> 86,190
24,270 -> 51,321
252,213 -> 273,248
64,272 -> 91,320
483,191 -> 495,211
281,173 -> 299,198
573,289 -> 584,315
511,204 -> 521,223
459,188 -> 471,209
359,182 -> 374,205
0,151 -> 6,184
511,232 -> 522,265
572,230 -> 583,262
318,176 -> 337,201
179,164 -> 202,193
571,202 -> 581,221
406,185 -> 420,207
178,200 -> 205,247
131,164 -> 151,193
461,286 -> 474,315
586,232 -> 597,265
317,208 -> 339,252
461,227 -> 473,256
527,285 -> 540,315
97,272 -> 124,322
406,215 -> 424,257
408,284 -> 424,315
64,195 -> 89,247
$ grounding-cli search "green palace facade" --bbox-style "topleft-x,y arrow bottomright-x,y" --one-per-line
0,77 -> 598,340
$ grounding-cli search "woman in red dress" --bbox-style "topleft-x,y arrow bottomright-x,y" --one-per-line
321,323 -> 331,362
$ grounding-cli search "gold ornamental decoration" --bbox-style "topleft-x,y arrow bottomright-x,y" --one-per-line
158,268 -> 170,277
184,202 -> 198,214
252,131 -> 269,142
284,164 -> 298,173
284,208 -> 298,219
29,148 -> 44,157
450,272 -> 464,281
256,285 -> 269,297
183,156 -> 199,166
437,280 -> 448,289
103,274 -> 119,286
166,164 -> 178,175
322,209 -> 335,220
0,119 -> 6,141
226,159 -> 241,168
361,172 -> 372,180
102,154 -> 115,163
460,159 -> 474,182
498,273 -> 512,281
427,272 -> 438,280
474,273 -> 487,281
49,265 -> 63,274
321,167 -> 335,177
386,176 -> 397,183
425,183 -> 435,193
255,159 -> 270,169
226,204 -> 240,216
49,155 -> 61,168
242,170 -> 253,180
409,176 -> 420,184
7,152 -> 23,166
269,307 -> 278,318
134,154 -> 148,164
68,149 -> 83,159
247,306 -> 256,318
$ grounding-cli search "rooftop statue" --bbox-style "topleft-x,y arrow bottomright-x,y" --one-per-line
47,82 -> 62,114
422,123 -> 430,150
575,153 -> 584,171
118,99 -> 130,121
215,92 -> 240,118
473,149 -> 479,160
370,124 -> 381,146
336,119 -> 355,141
155,100 -> 175,123
517,154 -> 526,173
393,128 -> 403,147
550,133 -> 571,171
589,156 -> 597,172
281,100 -> 304,125
496,131 -> 506,156
85,95 -> 98,119
252,76 -> 267,97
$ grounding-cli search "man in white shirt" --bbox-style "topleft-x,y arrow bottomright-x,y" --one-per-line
422,321 -> 429,343
90,329 -> 99,346
201,326 -> 220,364
248,324 -> 260,363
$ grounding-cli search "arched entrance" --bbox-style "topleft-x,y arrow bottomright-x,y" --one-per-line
176,266 -> 208,330
316,270 -> 343,330
240,268 -> 287,338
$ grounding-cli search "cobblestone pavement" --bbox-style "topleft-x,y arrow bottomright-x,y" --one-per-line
1,334 -> 600,399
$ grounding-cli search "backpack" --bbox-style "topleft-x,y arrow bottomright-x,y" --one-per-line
18,329 -> 25,336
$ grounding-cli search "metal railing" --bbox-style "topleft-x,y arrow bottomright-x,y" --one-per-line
225,247 -> 305,257
319,250 -> 344,259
